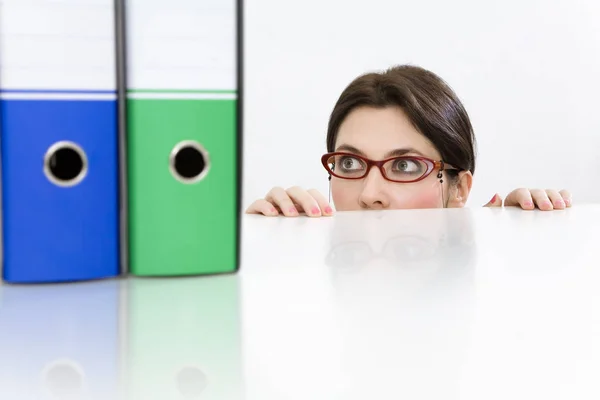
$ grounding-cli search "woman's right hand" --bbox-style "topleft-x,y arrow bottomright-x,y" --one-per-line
245,186 -> 334,217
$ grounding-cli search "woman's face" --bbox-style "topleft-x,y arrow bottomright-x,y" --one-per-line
330,106 -> 472,211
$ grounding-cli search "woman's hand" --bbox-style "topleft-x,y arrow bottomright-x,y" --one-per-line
484,188 -> 572,210
245,186 -> 334,217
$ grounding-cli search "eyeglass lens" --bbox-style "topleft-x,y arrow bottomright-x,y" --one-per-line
327,154 -> 428,181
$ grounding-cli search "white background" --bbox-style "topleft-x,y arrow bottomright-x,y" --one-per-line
243,0 -> 600,208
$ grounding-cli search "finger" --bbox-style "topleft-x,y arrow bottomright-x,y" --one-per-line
285,186 -> 322,217
307,188 -> 335,216
529,188 -> 553,211
545,189 -> 565,210
483,193 -> 503,207
559,189 -> 572,207
245,199 -> 279,216
265,187 -> 299,217
504,188 -> 535,210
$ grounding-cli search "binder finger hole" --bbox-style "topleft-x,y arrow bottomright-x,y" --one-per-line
170,141 -> 210,183
44,141 -> 88,187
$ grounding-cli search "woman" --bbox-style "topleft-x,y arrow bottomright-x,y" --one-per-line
246,65 -> 571,217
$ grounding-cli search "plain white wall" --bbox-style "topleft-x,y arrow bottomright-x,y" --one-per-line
243,0 -> 600,208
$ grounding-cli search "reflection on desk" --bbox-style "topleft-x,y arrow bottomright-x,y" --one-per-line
0,281 -> 120,400
326,209 -> 477,399
1,205 -> 599,400
0,275 -> 243,400
122,275 -> 243,400
241,204 -> 600,400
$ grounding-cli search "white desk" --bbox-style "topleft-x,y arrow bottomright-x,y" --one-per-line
1,204 -> 600,399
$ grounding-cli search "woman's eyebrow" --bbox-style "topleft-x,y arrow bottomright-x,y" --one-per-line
335,144 -> 426,158
335,144 -> 364,155
384,148 -> 426,158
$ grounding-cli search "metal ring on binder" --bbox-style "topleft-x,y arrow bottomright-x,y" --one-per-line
43,141 -> 88,187
169,140 -> 211,184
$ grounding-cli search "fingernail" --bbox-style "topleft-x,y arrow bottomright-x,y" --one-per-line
289,207 -> 298,214
311,207 -> 320,215
270,207 -> 277,214
489,194 -> 498,204
565,199 -> 571,206
524,201 -> 534,208
556,199 -> 565,207
543,201 -> 552,208
325,206 -> 333,214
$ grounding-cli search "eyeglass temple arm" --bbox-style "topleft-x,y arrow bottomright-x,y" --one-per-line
439,161 -> 460,171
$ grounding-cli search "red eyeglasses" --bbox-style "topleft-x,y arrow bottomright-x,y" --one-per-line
321,152 -> 459,183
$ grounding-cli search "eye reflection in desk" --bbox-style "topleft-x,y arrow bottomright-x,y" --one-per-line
326,235 -> 438,271
325,209 -> 477,399
124,275 -> 243,400
326,209 -> 475,289
0,281 -> 120,400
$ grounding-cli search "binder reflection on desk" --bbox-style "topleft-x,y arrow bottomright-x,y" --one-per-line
124,0 -> 242,276
0,0 -> 120,282
0,282 -> 121,400
124,276 -> 243,400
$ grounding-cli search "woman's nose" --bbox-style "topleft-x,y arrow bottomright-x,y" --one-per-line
358,168 -> 390,209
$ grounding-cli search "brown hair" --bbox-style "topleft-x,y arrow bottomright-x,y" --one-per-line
326,65 -> 477,178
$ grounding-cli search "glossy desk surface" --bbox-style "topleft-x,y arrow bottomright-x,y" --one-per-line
1,204 -> 599,399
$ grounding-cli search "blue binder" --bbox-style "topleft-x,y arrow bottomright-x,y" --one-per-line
0,1 -> 120,282
0,281 -> 121,399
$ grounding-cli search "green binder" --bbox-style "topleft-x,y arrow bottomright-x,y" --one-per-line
121,0 -> 242,276
123,276 -> 243,399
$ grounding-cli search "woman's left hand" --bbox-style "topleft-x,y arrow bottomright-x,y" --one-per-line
484,188 -> 572,210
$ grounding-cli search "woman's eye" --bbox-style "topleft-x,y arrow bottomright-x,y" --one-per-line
340,156 -> 363,170
393,158 -> 423,174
